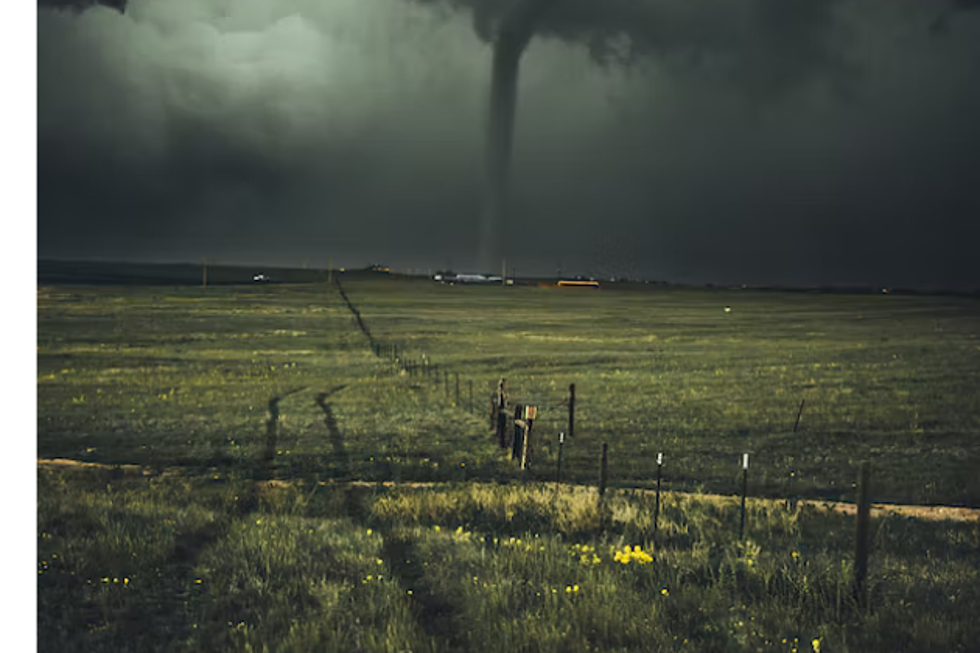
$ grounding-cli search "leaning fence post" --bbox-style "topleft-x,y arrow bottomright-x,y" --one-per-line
739,453 -> 749,541
854,461 -> 872,611
793,398 -> 806,433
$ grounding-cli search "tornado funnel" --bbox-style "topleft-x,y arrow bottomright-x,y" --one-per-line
478,0 -> 561,272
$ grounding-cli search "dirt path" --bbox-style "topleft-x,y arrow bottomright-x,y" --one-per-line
37,458 -> 980,523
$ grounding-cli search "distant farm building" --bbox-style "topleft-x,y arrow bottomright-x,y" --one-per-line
557,279 -> 600,289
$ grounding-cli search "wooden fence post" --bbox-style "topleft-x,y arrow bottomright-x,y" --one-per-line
568,383 -> 576,439
511,404 -> 524,461
793,398 -> 806,433
854,461 -> 872,611
520,407 -> 536,471
261,397 -> 280,480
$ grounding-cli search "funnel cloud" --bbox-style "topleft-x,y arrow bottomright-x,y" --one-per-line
37,0 -> 980,290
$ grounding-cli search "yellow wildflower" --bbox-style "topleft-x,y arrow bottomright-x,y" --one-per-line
812,639 -> 821,653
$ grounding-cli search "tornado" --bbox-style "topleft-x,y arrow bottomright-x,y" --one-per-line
478,0 -> 561,273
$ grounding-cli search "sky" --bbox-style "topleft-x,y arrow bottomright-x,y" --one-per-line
36,0 -> 980,289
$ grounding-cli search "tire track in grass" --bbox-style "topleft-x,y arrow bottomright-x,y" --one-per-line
338,479 -> 462,649
340,477 -> 464,652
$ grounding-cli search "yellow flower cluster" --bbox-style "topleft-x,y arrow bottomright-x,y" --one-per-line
452,526 -> 473,543
613,545 -> 653,565
569,543 -> 602,565
499,537 -> 546,552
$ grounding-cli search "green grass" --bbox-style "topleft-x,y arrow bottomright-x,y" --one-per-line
37,277 -> 980,651
37,469 -> 980,652
38,278 -> 980,504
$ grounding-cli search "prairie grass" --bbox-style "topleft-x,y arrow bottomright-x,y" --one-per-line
38,280 -> 980,504
36,278 -> 980,651
37,469 -> 980,652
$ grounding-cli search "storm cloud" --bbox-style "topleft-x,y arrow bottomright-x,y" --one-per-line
37,0 -> 980,289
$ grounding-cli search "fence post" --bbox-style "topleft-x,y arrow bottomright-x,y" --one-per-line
598,443 -> 609,533
568,383 -> 576,439
739,453 -> 749,541
262,397 -> 280,480
497,407 -> 507,448
511,404 -> 524,461
520,414 -> 533,471
555,432 -> 565,486
793,398 -> 806,433
854,461 -> 872,611
654,452 -> 663,551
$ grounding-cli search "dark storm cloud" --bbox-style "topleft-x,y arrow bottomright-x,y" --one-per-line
37,0 -> 980,289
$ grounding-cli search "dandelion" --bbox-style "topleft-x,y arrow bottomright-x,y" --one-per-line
812,638 -> 821,653
433,525 -> 440,532
573,585 -> 580,593
792,550 -> 801,560
661,588 -> 669,596
565,586 -> 573,593
256,519 -> 262,525
376,558 -> 384,566
195,579 -> 202,584
124,578 -> 129,585
407,589 -> 413,595
366,529 -> 373,536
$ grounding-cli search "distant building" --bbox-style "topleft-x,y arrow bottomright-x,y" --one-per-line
557,279 -> 600,288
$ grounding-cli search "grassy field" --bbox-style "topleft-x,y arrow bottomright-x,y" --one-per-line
37,468 -> 980,652
39,277 -> 980,503
37,276 -> 980,651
